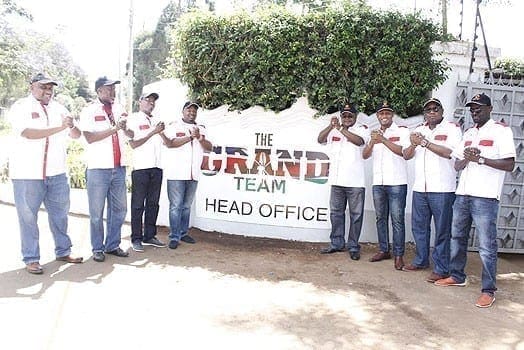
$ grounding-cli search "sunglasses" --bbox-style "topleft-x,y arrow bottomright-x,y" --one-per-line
423,106 -> 441,113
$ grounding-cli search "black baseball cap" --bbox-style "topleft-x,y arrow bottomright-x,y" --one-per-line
95,76 -> 121,91
465,93 -> 491,107
376,101 -> 394,113
30,73 -> 58,86
340,103 -> 357,115
423,98 -> 442,108
182,101 -> 199,111
140,92 -> 159,101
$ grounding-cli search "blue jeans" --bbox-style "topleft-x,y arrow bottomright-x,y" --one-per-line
12,174 -> 72,264
86,167 -> 127,253
167,180 -> 198,242
130,167 -> 162,243
372,184 -> 407,256
411,191 -> 455,275
329,186 -> 365,252
450,195 -> 499,294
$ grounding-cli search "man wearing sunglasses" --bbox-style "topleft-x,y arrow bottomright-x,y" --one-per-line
317,104 -> 369,260
402,98 -> 462,283
434,93 -> 515,308
8,73 -> 83,274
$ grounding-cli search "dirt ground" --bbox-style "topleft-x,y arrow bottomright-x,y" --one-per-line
155,226 -> 524,349
1,202 -> 523,350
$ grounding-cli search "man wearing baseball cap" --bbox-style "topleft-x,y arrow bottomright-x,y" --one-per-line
160,101 -> 213,249
317,103 -> 369,260
8,73 -> 83,274
363,101 -> 410,270
434,93 -> 516,308
402,98 -> 462,282
126,92 -> 166,252
79,76 -> 134,262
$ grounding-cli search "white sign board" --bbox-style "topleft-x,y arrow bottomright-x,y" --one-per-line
195,98 -> 333,229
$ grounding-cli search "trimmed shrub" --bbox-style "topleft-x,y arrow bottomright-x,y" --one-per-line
167,5 -> 448,116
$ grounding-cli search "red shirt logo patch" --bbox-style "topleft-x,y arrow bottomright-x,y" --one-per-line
31,112 -> 40,119
94,115 -> 106,122
465,141 -> 472,146
479,139 -> 494,147
332,136 -> 341,142
434,135 -> 447,141
176,132 -> 186,137
139,125 -> 150,130
388,136 -> 400,142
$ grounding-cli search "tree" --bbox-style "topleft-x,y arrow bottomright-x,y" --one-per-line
133,0 -> 214,105
0,0 -> 91,113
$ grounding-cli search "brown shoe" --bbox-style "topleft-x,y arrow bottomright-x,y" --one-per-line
475,293 -> 495,308
56,255 -> 83,264
26,262 -> 43,275
434,276 -> 466,287
369,251 -> 391,262
426,272 -> 448,283
394,256 -> 405,270
402,264 -> 428,272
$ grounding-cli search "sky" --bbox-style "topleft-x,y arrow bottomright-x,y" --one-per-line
15,0 -> 523,84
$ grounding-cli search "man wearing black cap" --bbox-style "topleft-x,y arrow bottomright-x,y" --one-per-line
402,98 -> 462,282
363,102 -> 410,270
79,76 -> 134,262
160,101 -> 212,249
8,73 -> 83,274
317,104 -> 369,260
126,92 -> 166,252
434,93 -> 515,308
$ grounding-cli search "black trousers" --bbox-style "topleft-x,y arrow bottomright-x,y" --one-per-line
130,167 -> 163,242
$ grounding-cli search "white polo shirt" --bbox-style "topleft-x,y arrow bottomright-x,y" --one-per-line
371,122 -> 410,186
326,124 -> 370,188
162,119 -> 208,181
126,111 -> 162,170
79,100 -> 129,169
8,95 -> 70,179
412,120 -> 462,192
454,119 -> 516,200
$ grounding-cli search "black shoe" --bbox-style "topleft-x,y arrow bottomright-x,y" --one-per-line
349,251 -> 361,261
106,247 -> 129,257
320,247 -> 344,254
180,235 -> 196,244
143,237 -> 167,248
168,240 -> 179,249
93,252 -> 105,262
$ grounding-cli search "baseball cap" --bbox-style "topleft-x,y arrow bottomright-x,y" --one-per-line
423,98 -> 442,108
376,101 -> 394,113
182,101 -> 199,111
30,73 -> 58,86
95,76 -> 121,91
140,92 -> 159,101
465,93 -> 491,107
340,103 -> 357,115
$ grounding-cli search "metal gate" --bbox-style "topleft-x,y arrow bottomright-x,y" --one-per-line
454,76 -> 524,253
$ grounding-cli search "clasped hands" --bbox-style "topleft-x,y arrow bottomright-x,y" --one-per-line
409,132 -> 427,146
463,146 -> 481,162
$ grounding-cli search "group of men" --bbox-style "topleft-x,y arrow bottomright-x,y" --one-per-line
319,95 -> 516,308
8,73 -> 211,272
8,72 -> 515,309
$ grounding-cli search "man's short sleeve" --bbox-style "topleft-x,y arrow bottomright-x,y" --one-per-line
399,127 -> 411,149
498,126 -> 516,159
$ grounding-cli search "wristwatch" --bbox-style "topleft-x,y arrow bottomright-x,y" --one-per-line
478,157 -> 485,165
420,139 -> 429,148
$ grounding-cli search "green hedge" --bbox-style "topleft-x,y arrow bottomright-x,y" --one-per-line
167,5 -> 448,116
